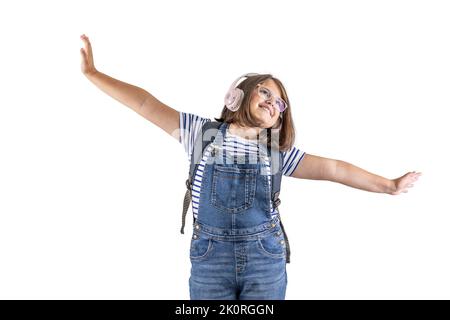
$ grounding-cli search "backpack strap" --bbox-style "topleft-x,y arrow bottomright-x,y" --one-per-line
180,120 -> 222,234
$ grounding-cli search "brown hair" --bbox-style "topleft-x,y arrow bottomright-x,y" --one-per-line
214,74 -> 295,152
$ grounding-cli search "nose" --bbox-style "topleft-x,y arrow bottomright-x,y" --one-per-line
265,97 -> 274,105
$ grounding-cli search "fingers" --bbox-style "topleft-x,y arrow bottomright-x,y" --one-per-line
392,171 -> 422,195
80,34 -> 97,75
80,34 -> 93,56
80,34 -> 91,46
80,47 -> 86,60
408,171 -> 422,181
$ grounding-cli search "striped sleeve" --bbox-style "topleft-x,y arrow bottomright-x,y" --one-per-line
179,112 -> 211,161
282,146 -> 306,176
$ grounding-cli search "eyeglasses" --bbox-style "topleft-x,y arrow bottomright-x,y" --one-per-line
256,84 -> 288,113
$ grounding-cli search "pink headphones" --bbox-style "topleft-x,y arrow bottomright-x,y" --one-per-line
224,73 -> 260,112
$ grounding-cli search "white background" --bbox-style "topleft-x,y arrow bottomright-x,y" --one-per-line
0,0 -> 448,299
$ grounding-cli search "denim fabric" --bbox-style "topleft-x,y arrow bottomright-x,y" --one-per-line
189,122 -> 287,300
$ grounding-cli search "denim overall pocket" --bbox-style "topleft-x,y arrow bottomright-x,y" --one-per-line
190,233 -> 214,260
257,228 -> 286,259
210,165 -> 257,214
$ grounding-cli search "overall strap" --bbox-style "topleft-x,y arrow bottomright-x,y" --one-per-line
268,130 -> 291,263
180,120 -> 222,234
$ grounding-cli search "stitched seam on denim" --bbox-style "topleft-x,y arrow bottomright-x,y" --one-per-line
215,166 -> 257,173
262,172 -> 271,215
235,242 -> 246,274
234,241 -> 239,284
247,172 -> 256,208
198,228 -> 277,241
257,237 -> 286,258
211,168 -> 217,207
245,174 -> 249,207
190,239 -> 214,260
195,217 -> 280,238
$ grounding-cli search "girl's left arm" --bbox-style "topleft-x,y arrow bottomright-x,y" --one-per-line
291,154 -> 422,195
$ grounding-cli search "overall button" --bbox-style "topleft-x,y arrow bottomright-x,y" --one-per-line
194,224 -> 200,230
193,234 -> 198,240
275,231 -> 282,237
271,223 -> 276,228
280,240 -> 285,245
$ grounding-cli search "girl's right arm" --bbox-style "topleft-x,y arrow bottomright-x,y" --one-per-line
80,34 -> 179,140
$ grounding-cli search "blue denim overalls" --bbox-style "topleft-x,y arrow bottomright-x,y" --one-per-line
189,122 -> 287,300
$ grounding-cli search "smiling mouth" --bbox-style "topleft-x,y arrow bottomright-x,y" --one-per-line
259,103 -> 273,117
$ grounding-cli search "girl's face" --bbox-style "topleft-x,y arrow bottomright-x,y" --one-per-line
248,79 -> 283,128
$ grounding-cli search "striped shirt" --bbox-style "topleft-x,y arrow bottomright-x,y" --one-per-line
179,112 -> 306,219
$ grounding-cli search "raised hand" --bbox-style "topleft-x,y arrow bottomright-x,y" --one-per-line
391,171 -> 422,195
80,34 -> 97,76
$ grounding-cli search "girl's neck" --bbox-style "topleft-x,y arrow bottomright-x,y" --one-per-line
228,122 -> 262,141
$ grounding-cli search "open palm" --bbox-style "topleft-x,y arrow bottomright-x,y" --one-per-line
80,34 -> 97,76
392,171 -> 422,195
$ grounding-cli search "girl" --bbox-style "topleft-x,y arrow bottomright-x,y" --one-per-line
80,34 -> 422,300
